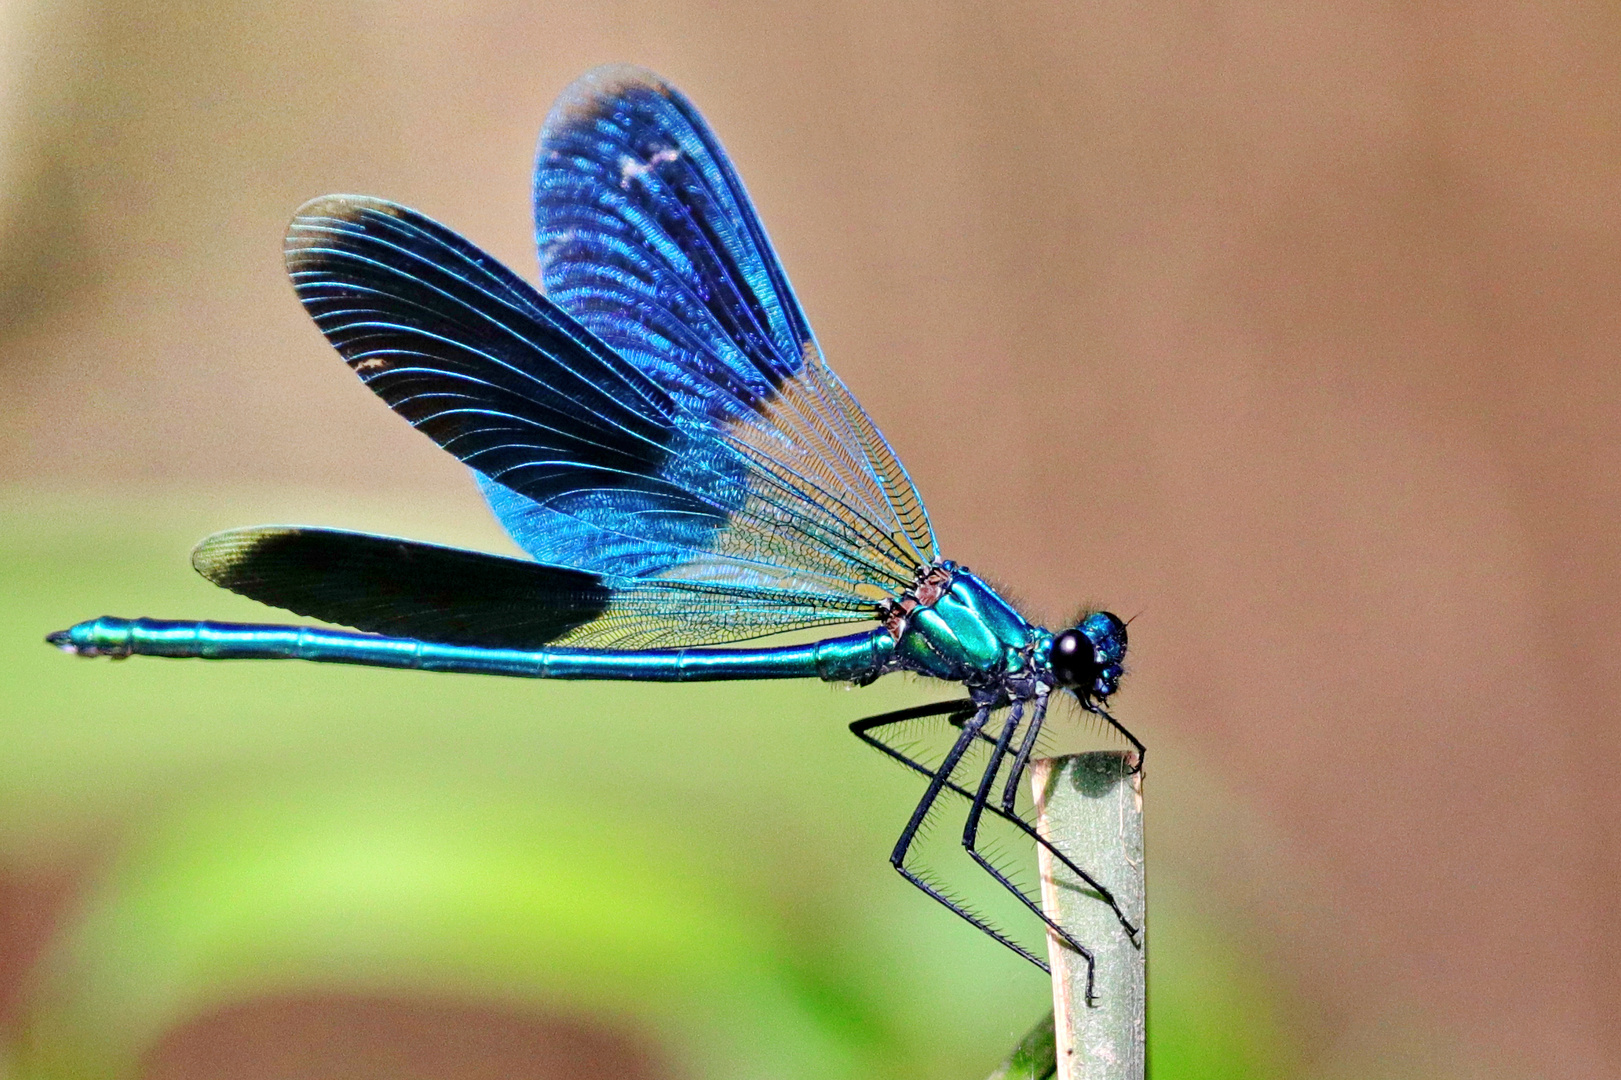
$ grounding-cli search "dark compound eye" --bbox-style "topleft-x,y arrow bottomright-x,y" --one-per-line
1050,628 -> 1102,689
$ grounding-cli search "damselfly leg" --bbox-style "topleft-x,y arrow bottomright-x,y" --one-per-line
851,697 -> 1137,985
957,695 -> 1099,1000
853,700 -> 1138,938
875,701 -> 1060,970
1000,692 -> 1048,813
1086,702 -> 1146,772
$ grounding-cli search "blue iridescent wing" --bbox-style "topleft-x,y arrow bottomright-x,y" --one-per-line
284,196 -> 878,645
520,66 -> 939,592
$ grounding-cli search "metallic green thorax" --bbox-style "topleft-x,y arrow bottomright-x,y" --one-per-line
891,565 -> 1042,687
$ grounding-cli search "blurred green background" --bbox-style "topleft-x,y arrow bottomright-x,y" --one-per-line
3,1 -> 1618,1077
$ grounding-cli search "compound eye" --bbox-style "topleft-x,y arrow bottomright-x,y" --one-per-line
1050,629 -> 1099,689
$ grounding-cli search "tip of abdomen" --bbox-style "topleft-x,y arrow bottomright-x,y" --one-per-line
45,618 -> 129,657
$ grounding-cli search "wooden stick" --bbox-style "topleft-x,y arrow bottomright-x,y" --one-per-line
1032,752 -> 1145,1080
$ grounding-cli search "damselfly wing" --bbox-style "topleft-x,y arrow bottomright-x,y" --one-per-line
48,67 -> 1141,991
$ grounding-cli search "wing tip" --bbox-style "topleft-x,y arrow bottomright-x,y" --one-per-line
190,528 -> 244,583
543,65 -> 679,136
284,194 -> 409,263
191,526 -> 298,585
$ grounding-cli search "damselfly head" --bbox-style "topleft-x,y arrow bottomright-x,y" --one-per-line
1049,611 -> 1128,701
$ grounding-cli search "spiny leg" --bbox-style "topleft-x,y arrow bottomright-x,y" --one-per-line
991,695 -> 1138,940
982,693 -> 1144,942
1086,702 -> 1146,771
1000,691 -> 1049,814
959,697 -> 1099,1002
878,702 -> 1054,971
851,699 -> 979,745
854,697 -> 1139,941
994,693 -> 1135,936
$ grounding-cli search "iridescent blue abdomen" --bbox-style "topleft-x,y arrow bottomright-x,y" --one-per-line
893,566 -> 1038,685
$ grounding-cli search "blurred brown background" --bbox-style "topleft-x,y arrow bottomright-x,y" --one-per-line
1,0 -> 1617,1077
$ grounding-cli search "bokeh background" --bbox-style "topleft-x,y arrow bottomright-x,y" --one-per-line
2,2 -> 1617,1078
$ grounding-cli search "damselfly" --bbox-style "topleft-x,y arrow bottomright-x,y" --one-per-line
48,67 -> 1141,991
